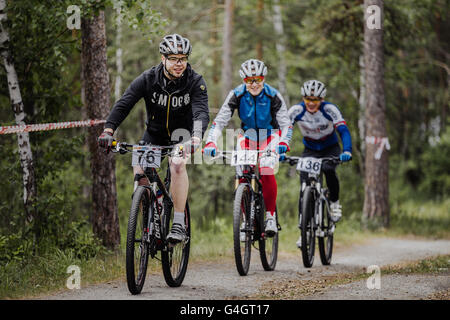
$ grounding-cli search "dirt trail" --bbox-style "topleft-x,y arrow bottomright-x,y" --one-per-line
40,237 -> 450,300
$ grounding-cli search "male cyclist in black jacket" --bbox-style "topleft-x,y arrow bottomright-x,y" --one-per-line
98,34 -> 209,243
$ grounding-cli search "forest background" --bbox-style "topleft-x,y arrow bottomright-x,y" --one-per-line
0,0 -> 448,298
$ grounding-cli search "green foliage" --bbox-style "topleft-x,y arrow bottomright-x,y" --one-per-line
418,128 -> 450,198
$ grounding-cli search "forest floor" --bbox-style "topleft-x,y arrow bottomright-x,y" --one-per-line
36,236 -> 450,300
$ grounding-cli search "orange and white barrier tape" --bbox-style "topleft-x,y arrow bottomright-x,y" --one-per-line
0,119 -> 106,135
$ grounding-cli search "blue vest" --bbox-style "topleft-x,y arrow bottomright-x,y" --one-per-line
233,83 -> 279,136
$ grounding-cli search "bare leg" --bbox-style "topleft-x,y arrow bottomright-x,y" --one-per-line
169,155 -> 189,213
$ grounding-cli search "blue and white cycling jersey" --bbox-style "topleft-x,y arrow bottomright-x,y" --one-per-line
288,101 -> 352,153
206,83 -> 292,146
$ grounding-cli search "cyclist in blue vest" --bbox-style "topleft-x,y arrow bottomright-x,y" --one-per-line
287,80 -> 352,237
203,59 -> 292,236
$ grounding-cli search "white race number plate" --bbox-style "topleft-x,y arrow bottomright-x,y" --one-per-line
231,150 -> 258,166
132,146 -> 162,168
296,157 -> 322,174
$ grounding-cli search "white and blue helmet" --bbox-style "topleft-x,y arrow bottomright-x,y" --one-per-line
301,80 -> 327,98
239,59 -> 267,78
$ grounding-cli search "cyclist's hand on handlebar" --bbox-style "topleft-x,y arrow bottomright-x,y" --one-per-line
277,142 -> 289,161
182,136 -> 201,155
98,130 -> 114,153
339,151 -> 352,162
276,142 -> 288,154
203,142 -> 217,157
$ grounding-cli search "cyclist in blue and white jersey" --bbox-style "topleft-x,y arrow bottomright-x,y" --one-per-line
287,80 -> 352,230
203,59 -> 292,236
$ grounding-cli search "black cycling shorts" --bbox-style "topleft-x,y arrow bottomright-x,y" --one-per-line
301,143 -> 341,172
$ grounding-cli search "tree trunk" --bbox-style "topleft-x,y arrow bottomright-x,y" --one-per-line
362,0 -> 389,228
115,6 -> 123,103
256,0 -> 264,60
0,0 -> 37,226
272,0 -> 289,106
81,11 -> 120,250
222,0 -> 233,100
358,54 -> 365,175
210,0 -> 220,109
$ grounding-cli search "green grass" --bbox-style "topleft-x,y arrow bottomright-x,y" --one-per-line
389,198 -> 450,238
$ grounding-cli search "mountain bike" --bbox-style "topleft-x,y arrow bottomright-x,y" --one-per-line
212,149 -> 280,276
112,140 -> 191,294
282,156 -> 342,268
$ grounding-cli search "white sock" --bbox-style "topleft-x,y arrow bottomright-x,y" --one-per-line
173,211 -> 185,226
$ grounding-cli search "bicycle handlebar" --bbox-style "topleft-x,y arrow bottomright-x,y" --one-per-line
207,149 -> 278,162
281,155 -> 345,166
111,140 -> 180,156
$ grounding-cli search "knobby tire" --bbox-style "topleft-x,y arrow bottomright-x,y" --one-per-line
301,186 -> 315,268
233,183 -> 252,276
318,191 -> 333,265
259,203 -> 278,271
126,186 -> 151,295
161,200 -> 191,287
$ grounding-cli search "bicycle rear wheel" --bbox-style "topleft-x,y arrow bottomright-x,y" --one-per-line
301,186 -> 315,268
318,192 -> 334,265
161,199 -> 191,287
126,186 -> 151,295
259,203 -> 278,271
233,183 -> 252,276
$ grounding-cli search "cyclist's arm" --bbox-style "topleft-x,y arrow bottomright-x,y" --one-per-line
205,90 -> 238,145
104,72 -> 147,132
323,103 -> 352,153
286,104 -> 305,143
190,76 -> 210,140
272,93 -> 293,148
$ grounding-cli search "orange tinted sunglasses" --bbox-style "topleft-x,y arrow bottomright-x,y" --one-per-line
243,76 -> 264,84
303,97 -> 321,103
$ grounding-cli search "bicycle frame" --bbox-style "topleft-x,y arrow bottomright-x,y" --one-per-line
214,149 -> 276,241
284,156 -> 340,234
112,142 -> 180,245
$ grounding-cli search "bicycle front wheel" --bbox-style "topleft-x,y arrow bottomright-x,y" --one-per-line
318,193 -> 333,265
161,200 -> 191,287
233,183 -> 252,276
126,186 -> 151,295
259,204 -> 278,271
301,186 -> 315,268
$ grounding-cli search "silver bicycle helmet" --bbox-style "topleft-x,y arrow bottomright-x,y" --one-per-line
159,34 -> 192,56
301,80 -> 327,98
239,59 -> 268,78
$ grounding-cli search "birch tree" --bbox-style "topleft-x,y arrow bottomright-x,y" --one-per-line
0,0 -> 37,225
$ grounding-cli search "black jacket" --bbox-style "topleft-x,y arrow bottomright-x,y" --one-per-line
105,63 -> 209,144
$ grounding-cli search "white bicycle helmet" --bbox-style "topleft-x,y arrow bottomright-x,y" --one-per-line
239,59 -> 267,79
159,34 -> 192,56
301,80 -> 327,98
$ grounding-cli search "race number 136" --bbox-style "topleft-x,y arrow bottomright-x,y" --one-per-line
296,157 -> 322,174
